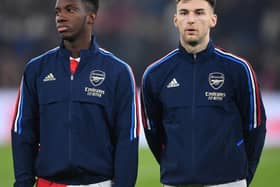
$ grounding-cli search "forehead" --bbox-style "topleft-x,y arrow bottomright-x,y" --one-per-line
177,0 -> 212,10
55,0 -> 83,8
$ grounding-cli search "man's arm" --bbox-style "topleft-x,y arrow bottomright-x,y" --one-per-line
141,73 -> 164,164
236,64 -> 266,185
11,65 -> 40,187
112,66 -> 139,187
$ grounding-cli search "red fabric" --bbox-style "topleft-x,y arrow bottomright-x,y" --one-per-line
36,178 -> 66,187
11,84 -> 21,130
70,59 -> 79,74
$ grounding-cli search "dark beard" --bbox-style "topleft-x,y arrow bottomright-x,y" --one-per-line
188,41 -> 198,46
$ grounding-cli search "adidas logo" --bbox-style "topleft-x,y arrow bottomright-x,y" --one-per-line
167,78 -> 180,88
43,73 -> 56,82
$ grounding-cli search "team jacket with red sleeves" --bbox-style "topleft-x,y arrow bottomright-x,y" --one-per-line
11,37 -> 139,187
141,41 -> 266,186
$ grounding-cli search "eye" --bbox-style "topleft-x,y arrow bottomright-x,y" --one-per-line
65,5 -> 79,13
66,7 -> 75,13
179,10 -> 188,16
54,8 -> 59,16
196,10 -> 205,15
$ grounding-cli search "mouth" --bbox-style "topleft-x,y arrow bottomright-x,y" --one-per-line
185,29 -> 197,35
57,25 -> 70,33
186,28 -> 196,32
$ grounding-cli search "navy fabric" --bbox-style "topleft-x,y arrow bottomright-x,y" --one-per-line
12,37 -> 139,187
141,41 -> 266,186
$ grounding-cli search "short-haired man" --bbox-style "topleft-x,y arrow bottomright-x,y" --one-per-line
12,0 -> 139,186
141,0 -> 266,186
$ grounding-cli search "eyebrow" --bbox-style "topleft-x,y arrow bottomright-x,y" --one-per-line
179,7 -> 206,11
195,8 -> 206,13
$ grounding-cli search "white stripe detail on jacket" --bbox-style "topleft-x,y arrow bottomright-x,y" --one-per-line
215,48 -> 258,128
98,48 -> 138,139
141,49 -> 179,130
14,79 -> 23,133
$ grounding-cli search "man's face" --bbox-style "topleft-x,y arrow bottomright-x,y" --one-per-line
174,0 -> 217,46
55,0 -> 95,41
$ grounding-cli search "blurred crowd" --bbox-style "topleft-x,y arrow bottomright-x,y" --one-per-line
0,0 -> 279,90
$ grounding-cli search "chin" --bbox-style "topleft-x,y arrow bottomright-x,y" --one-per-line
184,38 -> 199,46
60,33 -> 76,42
184,35 -> 197,42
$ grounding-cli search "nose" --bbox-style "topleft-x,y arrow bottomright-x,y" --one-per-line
187,13 -> 196,24
56,11 -> 67,23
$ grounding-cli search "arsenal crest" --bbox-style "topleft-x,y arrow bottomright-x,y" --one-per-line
208,72 -> 225,90
89,70 -> 106,87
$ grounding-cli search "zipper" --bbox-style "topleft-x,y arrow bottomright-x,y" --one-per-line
68,74 -> 74,163
192,54 -> 197,119
191,53 -> 197,176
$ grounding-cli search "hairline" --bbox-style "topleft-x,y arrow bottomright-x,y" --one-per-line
81,0 -> 98,13
176,0 -> 216,11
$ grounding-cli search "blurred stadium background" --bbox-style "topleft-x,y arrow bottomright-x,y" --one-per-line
0,0 -> 279,186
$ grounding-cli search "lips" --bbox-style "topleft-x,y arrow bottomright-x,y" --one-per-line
185,29 -> 197,35
186,28 -> 196,32
57,25 -> 69,33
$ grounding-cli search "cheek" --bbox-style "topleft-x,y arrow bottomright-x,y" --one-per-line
202,25 -> 210,34
199,20 -> 211,31
177,21 -> 186,29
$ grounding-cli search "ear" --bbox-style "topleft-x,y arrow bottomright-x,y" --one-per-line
87,12 -> 97,24
210,14 -> 217,28
173,14 -> 178,28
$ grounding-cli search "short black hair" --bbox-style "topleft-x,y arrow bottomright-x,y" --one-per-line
82,0 -> 99,13
176,0 -> 216,10
206,0 -> 216,10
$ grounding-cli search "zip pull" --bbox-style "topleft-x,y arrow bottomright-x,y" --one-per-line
193,53 -> 197,60
71,74 -> 74,80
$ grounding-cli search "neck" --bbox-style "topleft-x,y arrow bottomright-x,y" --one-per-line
63,35 -> 92,58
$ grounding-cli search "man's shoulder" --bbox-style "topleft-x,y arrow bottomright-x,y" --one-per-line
26,47 -> 60,67
213,47 -> 258,82
143,49 -> 179,78
214,47 -> 251,66
97,47 -> 131,71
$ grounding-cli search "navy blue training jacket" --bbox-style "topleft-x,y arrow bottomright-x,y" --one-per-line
141,41 -> 266,186
12,37 -> 139,187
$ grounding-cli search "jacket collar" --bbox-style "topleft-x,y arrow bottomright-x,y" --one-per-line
57,36 -> 100,75
58,35 -> 99,57
178,40 -> 215,61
